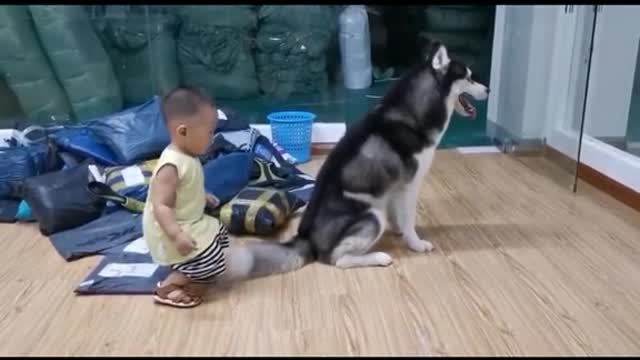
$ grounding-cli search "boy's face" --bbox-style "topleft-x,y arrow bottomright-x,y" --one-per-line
174,105 -> 218,156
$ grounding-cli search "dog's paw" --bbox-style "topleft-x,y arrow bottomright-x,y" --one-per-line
408,239 -> 435,253
373,252 -> 394,266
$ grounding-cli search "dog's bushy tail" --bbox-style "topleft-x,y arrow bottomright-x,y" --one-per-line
222,236 -> 314,282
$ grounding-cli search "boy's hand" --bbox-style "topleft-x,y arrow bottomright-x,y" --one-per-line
176,232 -> 197,256
206,193 -> 220,209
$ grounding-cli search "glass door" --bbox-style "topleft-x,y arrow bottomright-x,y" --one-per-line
577,5 -> 640,196
487,5 -> 586,189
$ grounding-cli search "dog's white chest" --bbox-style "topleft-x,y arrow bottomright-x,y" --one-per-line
414,147 -> 436,179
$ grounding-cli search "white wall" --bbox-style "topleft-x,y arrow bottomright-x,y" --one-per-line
522,6 -> 558,139
488,6 -> 560,141
582,6 -> 639,138
488,6 -> 531,138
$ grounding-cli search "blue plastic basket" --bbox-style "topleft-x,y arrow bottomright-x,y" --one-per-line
267,111 -> 315,164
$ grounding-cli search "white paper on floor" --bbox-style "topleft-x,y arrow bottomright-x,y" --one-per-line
98,263 -> 158,278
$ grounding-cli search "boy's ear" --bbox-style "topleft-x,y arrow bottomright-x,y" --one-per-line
177,124 -> 188,137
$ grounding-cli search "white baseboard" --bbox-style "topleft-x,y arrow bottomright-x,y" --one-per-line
547,128 -> 640,192
456,146 -> 502,154
251,122 -> 347,144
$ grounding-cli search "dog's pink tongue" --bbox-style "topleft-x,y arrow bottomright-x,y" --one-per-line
470,108 -> 477,120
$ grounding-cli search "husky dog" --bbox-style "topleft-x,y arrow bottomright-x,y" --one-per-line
222,42 -> 490,281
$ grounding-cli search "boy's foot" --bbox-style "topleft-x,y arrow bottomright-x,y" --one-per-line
153,282 -> 202,308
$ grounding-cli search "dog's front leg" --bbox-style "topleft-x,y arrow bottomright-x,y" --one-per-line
386,194 -> 403,236
391,181 -> 434,253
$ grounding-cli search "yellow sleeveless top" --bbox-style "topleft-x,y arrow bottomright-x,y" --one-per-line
143,144 -> 218,265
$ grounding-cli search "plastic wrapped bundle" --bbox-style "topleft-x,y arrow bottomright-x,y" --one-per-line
177,6 -> 259,100
0,78 -> 24,124
421,5 -> 492,32
0,6 -> 72,123
417,31 -> 487,55
256,5 -> 337,98
92,6 -> 180,106
29,5 -> 123,121
417,5 -> 494,84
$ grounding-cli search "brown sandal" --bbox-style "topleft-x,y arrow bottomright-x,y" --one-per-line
153,282 -> 202,308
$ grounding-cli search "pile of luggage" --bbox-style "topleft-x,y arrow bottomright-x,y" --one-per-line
0,5 -> 342,125
0,98 -> 315,294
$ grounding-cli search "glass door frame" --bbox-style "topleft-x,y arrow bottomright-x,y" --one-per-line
486,5 -> 588,191
575,5 -> 640,196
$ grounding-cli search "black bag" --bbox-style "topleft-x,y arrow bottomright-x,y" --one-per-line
23,160 -> 106,235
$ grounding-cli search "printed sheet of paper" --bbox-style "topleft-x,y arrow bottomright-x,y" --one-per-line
98,263 -> 158,278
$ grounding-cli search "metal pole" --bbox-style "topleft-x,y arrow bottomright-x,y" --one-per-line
573,5 -> 599,193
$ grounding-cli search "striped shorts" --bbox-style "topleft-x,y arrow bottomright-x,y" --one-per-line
171,225 -> 230,283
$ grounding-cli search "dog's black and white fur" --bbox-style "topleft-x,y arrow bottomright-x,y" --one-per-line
220,43 -> 490,280
288,42 -> 489,268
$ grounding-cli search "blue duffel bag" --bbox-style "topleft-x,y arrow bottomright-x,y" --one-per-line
0,126 -> 62,199
88,96 -> 170,165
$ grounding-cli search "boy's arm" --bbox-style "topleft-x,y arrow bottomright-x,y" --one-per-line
151,164 -> 184,241
205,193 -> 220,210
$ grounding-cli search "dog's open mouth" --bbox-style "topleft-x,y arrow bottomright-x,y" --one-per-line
458,94 -> 477,119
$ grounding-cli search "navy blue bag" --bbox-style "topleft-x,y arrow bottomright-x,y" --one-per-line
0,147 -> 35,199
0,140 -> 61,199
89,96 -> 170,165
50,127 -> 120,166
252,135 -> 315,202
0,199 -> 19,223
76,251 -> 171,295
203,151 -> 253,206
215,105 -> 250,132
48,209 -> 142,261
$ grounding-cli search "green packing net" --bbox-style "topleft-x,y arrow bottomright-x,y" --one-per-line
420,5 -> 492,33
29,5 -> 123,121
0,78 -> 24,125
418,31 -> 488,55
0,5 -> 72,123
176,6 -> 259,100
92,6 -> 181,106
255,5 -> 337,99
415,5 -> 494,84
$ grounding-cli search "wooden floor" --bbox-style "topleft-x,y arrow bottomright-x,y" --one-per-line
1,151 -> 640,356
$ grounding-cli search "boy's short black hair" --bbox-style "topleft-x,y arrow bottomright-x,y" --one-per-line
161,86 -> 215,123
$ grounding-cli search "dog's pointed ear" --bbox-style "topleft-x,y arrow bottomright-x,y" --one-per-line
431,44 -> 450,72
